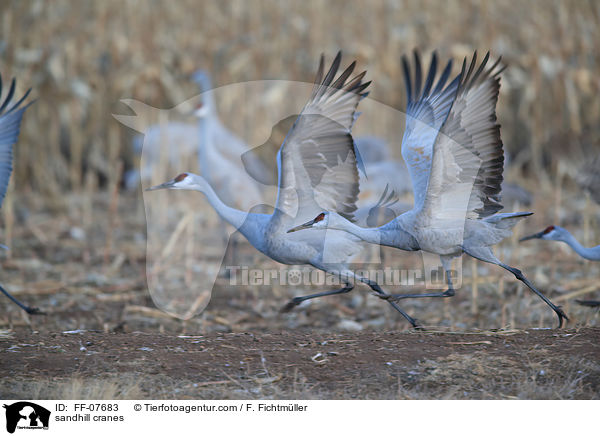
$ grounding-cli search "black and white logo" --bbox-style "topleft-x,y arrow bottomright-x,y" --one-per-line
3,402 -> 50,434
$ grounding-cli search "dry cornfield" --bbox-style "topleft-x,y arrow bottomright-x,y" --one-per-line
0,0 -> 599,400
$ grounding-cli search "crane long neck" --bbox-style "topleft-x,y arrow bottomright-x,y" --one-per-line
339,221 -> 385,245
197,116 -> 210,181
195,72 -> 216,112
332,216 -> 419,250
194,178 -> 247,230
562,231 -> 600,261
195,72 -> 215,182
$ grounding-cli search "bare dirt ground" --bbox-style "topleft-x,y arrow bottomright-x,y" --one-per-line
1,328 -> 599,400
1,193 -> 599,400
2,0 -> 600,403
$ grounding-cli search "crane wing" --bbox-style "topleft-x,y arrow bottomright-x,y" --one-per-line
0,75 -> 33,208
417,52 -> 506,228
401,51 -> 461,210
274,52 -> 370,223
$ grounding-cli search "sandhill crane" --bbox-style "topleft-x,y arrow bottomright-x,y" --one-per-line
501,181 -> 532,206
576,154 -> 600,205
520,225 -> 600,261
353,136 -> 412,218
520,225 -> 600,310
287,51 -> 568,328
147,52 -> 419,327
120,70 -> 266,213
499,153 -> 533,207
354,136 -> 411,197
189,70 -> 268,209
240,124 -> 414,218
522,157 -> 600,308
0,73 -> 40,314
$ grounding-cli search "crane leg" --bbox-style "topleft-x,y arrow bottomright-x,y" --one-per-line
379,288 -> 454,301
498,263 -> 568,328
462,246 -> 568,328
576,300 -> 600,308
377,255 -> 456,301
358,278 -> 420,328
0,283 -> 44,315
281,266 -> 419,328
280,283 -> 354,312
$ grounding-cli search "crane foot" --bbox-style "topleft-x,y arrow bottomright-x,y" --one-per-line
555,306 -> 569,329
280,297 -> 303,313
24,306 -> 46,315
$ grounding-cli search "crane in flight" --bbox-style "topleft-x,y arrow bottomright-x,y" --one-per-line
0,73 -> 40,314
147,52 -> 420,327
287,51 -> 568,328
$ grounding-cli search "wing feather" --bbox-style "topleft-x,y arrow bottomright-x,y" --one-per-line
418,52 -> 506,227
400,51 -> 461,209
0,73 -> 33,207
274,52 -> 369,224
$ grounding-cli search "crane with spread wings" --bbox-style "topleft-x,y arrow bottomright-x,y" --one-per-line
288,51 -> 568,328
147,52 -> 419,327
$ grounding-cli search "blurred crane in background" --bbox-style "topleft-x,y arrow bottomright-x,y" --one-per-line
520,226 -> 600,309
189,71 -> 267,211
122,70 -> 266,212
521,156 -> 600,308
520,225 -> 600,261
577,154 -> 600,205
353,136 -> 412,218
0,73 -> 40,314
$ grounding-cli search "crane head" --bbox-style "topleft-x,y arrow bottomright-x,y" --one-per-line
190,101 -> 209,118
519,225 -> 562,242
146,173 -> 193,191
287,212 -> 328,233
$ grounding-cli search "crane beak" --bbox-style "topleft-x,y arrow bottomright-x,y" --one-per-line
287,219 -> 314,233
145,180 -> 175,191
519,230 -> 545,242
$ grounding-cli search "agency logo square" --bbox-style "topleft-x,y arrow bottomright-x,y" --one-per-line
3,402 -> 50,434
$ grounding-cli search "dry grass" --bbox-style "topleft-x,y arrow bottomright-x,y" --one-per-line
0,0 -> 599,401
13,377 -> 144,400
0,188 -> 598,332
0,0 -> 599,196
0,373 -> 319,400
4,345 -> 597,400
398,352 -> 600,399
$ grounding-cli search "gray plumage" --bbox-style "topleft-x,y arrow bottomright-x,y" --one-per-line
0,73 -> 40,314
0,76 -> 32,205
120,70 -> 267,212
520,225 -> 600,261
354,136 -> 412,218
401,51 -> 459,210
577,155 -> 600,205
147,53 -> 418,326
289,51 -> 567,328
